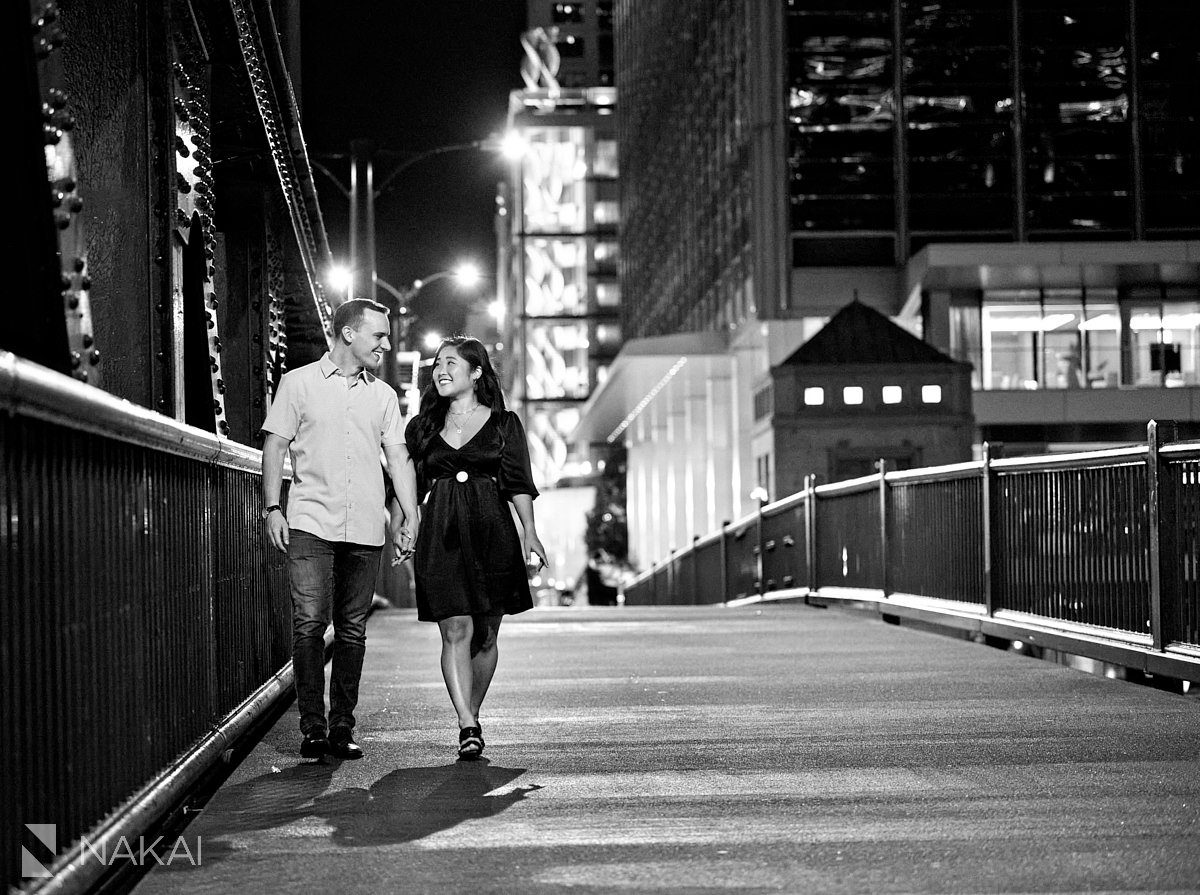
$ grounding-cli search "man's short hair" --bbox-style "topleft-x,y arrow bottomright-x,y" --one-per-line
333,298 -> 390,337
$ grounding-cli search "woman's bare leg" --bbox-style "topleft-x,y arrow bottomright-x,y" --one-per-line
438,616 -> 476,728
469,614 -> 503,721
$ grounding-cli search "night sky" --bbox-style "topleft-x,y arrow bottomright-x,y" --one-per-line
300,3 -> 528,345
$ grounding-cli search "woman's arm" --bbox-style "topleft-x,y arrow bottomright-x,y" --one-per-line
511,493 -> 547,570
383,442 -> 419,562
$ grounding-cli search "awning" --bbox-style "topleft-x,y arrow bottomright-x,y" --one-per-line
571,331 -> 731,444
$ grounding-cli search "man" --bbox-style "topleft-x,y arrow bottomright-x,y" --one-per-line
261,298 -> 418,760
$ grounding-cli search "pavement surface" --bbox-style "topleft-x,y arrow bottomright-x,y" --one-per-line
136,603 -> 1200,894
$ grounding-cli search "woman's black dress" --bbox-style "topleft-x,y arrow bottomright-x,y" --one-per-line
406,409 -> 538,622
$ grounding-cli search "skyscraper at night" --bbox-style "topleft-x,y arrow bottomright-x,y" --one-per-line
577,0 -> 1200,569
495,2 -> 621,591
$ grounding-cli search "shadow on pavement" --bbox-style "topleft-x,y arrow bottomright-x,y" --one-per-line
193,759 -> 541,862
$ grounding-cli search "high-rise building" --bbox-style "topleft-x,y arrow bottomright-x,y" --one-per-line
495,3 -> 621,593
525,0 -> 615,88
576,0 -> 1200,570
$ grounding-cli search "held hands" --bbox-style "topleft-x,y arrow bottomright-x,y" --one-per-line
391,517 -> 418,566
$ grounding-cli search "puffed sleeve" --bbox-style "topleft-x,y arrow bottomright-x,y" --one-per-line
498,411 -> 539,501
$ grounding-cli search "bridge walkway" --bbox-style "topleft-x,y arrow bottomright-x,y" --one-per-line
134,603 -> 1200,894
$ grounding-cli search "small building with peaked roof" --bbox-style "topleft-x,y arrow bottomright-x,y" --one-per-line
754,301 -> 975,494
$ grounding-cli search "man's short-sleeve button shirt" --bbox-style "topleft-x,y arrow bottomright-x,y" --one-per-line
261,353 -> 404,546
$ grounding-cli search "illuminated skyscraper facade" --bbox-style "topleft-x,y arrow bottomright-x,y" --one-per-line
499,6 -> 619,488
494,4 -> 621,594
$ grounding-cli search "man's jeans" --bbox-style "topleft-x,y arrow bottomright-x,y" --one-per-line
287,530 -> 381,735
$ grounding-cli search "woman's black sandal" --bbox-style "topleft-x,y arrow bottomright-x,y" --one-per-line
458,726 -> 483,760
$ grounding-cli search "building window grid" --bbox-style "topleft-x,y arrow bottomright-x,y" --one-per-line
949,288 -> 1200,390
618,0 -> 753,339
784,0 -> 1200,262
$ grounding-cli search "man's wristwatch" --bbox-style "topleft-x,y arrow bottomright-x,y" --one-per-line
261,504 -> 282,520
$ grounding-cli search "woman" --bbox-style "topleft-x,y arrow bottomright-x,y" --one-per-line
405,337 -> 547,759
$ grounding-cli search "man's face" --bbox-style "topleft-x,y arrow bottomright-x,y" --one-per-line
346,309 -> 390,370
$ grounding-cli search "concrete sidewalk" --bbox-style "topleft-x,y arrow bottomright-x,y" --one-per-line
136,604 -> 1200,894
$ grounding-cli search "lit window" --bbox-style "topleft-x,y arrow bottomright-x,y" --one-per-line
922,384 -> 943,403
596,323 -> 621,345
593,140 -> 618,177
553,3 -> 584,23
594,200 -> 619,225
557,36 -> 585,57
595,282 -> 620,307
843,386 -> 864,405
804,387 -> 824,406
882,385 -> 902,404
594,242 -> 617,262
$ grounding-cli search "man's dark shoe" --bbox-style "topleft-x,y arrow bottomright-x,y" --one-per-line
328,726 -> 364,760
300,729 -> 329,758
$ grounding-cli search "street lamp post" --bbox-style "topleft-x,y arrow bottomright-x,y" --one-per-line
312,136 -> 511,303
368,264 -> 482,385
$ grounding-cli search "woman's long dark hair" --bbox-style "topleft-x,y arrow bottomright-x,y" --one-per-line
410,336 -> 506,460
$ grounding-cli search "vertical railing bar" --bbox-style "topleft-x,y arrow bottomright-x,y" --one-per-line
719,518 -> 729,602
982,443 -> 995,615
805,475 -> 818,596
879,459 -> 890,598
1147,419 -> 1178,650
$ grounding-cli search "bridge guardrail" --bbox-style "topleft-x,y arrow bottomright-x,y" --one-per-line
624,421 -> 1200,683
1,352 -> 291,892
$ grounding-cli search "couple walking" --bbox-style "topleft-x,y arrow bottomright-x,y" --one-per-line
260,298 -> 547,762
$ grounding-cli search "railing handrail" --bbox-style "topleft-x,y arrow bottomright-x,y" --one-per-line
0,350 -> 273,474
991,443 -> 1148,471
885,459 -> 981,485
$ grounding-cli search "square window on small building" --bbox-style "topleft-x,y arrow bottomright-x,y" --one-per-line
882,385 -> 903,404
843,386 -> 864,405
921,384 -> 943,403
803,387 -> 824,406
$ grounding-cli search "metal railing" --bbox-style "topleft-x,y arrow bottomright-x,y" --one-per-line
0,353 -> 290,891
624,421 -> 1200,682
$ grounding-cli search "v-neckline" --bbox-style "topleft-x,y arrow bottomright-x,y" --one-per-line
439,410 -> 492,452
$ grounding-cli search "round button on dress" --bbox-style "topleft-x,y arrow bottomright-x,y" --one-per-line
455,470 -> 468,482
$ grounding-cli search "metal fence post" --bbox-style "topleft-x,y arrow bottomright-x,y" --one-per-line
982,441 -> 996,616
719,519 -> 731,603
805,474 -> 818,596
1147,419 -> 1178,650
878,458 -> 890,598
756,500 -> 765,596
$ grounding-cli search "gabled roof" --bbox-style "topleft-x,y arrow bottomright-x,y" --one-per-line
782,300 -> 958,366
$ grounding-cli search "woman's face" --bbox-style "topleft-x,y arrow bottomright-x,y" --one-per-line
432,346 -> 479,400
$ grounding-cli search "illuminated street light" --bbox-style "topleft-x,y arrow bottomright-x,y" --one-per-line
423,331 -> 444,351
310,136 -> 515,303
373,262 -> 484,315
327,264 -> 353,295
499,130 -> 528,162
452,262 -> 482,290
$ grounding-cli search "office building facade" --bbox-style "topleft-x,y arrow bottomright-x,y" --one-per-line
578,0 -> 1200,570
494,3 -> 622,592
